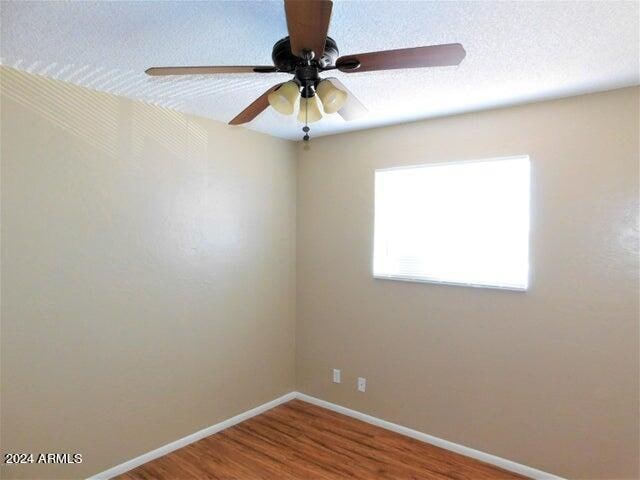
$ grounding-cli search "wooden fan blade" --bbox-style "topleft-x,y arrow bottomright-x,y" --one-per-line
325,78 -> 368,121
336,43 -> 466,73
145,66 -> 278,76
229,83 -> 283,125
284,0 -> 333,57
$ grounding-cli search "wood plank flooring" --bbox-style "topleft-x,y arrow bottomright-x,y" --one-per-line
117,399 -> 528,479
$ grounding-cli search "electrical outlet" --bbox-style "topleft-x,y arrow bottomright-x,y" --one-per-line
357,377 -> 366,392
333,368 -> 341,384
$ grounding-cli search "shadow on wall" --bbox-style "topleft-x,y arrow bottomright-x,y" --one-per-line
0,66 -> 224,272
1,66 -> 208,159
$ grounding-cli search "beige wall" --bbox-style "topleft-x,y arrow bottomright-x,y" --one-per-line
0,67 -> 297,479
296,87 -> 639,479
2,66 -> 638,480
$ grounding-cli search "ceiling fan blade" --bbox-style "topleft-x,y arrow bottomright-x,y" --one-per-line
336,43 -> 466,73
326,78 -> 368,121
145,66 -> 278,76
284,0 -> 333,57
229,83 -> 283,125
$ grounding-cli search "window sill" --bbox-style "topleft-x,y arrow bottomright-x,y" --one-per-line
372,274 -> 528,292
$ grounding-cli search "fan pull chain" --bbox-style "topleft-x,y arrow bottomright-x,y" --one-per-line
302,96 -> 310,141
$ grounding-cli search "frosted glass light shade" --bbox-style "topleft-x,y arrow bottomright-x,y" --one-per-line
297,96 -> 323,123
267,81 -> 300,115
316,79 -> 347,114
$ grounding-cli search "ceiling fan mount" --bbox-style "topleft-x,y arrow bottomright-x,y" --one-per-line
271,36 -> 340,73
145,0 -> 466,140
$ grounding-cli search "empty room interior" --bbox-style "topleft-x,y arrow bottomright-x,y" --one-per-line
1,1 -> 639,479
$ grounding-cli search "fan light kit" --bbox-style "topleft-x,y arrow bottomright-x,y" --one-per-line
269,79 -> 347,127
146,0 -> 466,141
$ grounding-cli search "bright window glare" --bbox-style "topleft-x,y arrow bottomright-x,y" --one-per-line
373,156 -> 530,290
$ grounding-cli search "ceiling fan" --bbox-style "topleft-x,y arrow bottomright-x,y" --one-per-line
146,0 -> 466,141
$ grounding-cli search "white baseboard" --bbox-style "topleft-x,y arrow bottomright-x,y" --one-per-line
89,390 -> 563,480
296,392 -> 564,480
87,391 -> 297,479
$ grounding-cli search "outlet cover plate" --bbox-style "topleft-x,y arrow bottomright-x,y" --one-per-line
358,377 -> 366,392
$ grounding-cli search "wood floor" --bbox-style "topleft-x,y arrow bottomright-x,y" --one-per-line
117,399 -> 528,480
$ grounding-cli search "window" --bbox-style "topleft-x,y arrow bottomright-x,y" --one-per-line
373,156 -> 530,290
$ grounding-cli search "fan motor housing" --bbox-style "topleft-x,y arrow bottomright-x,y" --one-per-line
272,36 -> 339,72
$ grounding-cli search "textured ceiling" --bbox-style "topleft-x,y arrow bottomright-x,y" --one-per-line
1,1 -> 638,140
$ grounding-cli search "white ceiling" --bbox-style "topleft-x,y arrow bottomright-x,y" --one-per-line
1,1 -> 638,140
